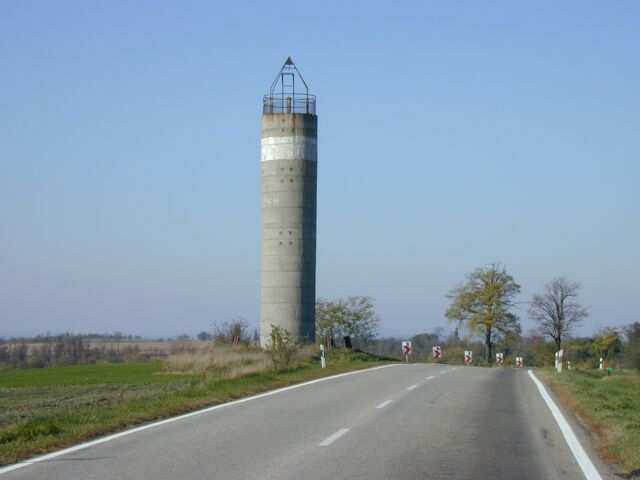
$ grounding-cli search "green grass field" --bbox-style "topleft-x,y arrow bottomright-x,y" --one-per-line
0,351 -> 389,466
0,361 -> 185,387
539,368 -> 640,476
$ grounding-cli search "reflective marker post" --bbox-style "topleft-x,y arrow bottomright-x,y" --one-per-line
432,345 -> 442,361
464,350 -> 472,366
320,344 -> 326,369
401,341 -> 412,363
556,349 -> 564,373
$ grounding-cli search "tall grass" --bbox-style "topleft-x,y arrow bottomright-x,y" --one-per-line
161,344 -> 317,379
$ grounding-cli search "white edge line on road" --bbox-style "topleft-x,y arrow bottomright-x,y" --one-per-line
406,384 -> 417,391
425,376 -> 435,380
0,364 -> 398,475
318,428 -> 350,447
376,400 -> 392,409
527,370 -> 602,480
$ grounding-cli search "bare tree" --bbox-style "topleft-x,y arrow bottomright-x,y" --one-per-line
528,278 -> 588,350
213,318 -> 250,345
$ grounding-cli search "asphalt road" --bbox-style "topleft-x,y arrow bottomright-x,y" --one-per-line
1,364 -> 611,480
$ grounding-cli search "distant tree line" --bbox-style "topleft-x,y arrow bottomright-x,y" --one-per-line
363,322 -> 638,369
2,332 -> 145,343
0,334 -> 146,369
363,263 -> 639,370
3,267 -> 638,372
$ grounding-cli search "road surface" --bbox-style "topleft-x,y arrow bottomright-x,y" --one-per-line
1,364 -> 611,479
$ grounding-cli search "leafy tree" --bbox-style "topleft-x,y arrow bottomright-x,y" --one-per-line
592,328 -> 622,366
446,264 -> 521,363
528,277 -> 588,350
341,296 -> 379,344
316,299 -> 345,348
315,296 -> 380,348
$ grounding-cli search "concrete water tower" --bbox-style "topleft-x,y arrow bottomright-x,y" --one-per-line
260,57 -> 317,347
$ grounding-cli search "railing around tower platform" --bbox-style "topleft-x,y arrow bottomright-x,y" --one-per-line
263,94 -> 316,115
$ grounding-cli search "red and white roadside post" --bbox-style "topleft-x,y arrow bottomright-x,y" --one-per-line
401,341 -> 412,363
496,353 -> 504,366
555,349 -> 564,373
464,350 -> 473,366
432,345 -> 442,361
320,344 -> 326,369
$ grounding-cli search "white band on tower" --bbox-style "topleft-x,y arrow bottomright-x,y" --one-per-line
261,137 -> 317,162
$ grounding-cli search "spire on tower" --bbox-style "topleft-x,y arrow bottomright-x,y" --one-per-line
263,57 -> 315,114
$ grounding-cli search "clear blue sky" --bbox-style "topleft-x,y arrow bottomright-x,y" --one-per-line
1,1 -> 638,338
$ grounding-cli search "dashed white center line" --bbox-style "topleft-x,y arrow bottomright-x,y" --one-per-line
406,384 -> 418,391
425,375 -> 435,380
439,370 -> 448,375
319,428 -> 350,447
376,400 -> 392,409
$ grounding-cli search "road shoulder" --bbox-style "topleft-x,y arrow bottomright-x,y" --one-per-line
532,369 -> 619,479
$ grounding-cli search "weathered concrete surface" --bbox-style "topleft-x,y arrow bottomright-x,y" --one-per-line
260,113 -> 317,346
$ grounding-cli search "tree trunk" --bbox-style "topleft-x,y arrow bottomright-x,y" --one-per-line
485,329 -> 493,364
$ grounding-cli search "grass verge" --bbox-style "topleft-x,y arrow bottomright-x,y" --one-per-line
538,368 -> 640,477
0,350 -> 391,466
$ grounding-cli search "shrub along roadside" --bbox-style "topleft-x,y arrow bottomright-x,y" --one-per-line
538,368 -> 640,476
0,350 -> 390,466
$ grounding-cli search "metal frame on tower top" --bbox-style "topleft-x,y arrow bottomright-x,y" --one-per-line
263,57 -> 316,115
